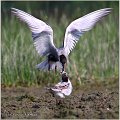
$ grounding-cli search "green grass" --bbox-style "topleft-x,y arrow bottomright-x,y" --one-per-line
1,6 -> 119,86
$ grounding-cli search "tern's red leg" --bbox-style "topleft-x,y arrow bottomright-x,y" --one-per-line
64,63 -> 67,72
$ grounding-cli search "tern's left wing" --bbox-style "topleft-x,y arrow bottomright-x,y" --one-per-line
63,8 -> 112,55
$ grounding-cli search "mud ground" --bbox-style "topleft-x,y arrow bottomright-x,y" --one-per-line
1,78 -> 119,119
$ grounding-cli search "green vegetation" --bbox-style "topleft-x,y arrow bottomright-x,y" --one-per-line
1,1 -> 119,86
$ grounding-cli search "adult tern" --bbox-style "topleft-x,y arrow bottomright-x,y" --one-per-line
11,8 -> 112,72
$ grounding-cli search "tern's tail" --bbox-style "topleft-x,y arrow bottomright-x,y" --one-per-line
36,60 -> 49,71
36,60 -> 63,72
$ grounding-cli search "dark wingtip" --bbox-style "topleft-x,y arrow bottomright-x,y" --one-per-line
104,8 -> 113,13
11,8 -> 19,14
11,8 -> 16,11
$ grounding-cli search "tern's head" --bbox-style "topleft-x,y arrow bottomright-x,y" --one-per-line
61,71 -> 68,82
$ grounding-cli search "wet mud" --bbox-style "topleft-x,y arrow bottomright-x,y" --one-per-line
1,79 -> 119,119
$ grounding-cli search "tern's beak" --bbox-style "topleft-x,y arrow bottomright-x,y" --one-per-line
60,71 -> 66,74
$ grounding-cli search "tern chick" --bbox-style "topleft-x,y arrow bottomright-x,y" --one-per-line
48,72 -> 72,98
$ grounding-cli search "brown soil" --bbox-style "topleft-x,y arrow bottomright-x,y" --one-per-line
1,78 -> 119,119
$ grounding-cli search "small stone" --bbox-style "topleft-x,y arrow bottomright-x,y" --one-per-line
32,104 -> 40,108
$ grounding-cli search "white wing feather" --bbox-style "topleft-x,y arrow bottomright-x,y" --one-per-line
64,8 -> 112,55
11,8 -> 56,56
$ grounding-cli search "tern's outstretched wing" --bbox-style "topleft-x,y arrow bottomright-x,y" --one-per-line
11,8 -> 57,57
63,8 -> 112,55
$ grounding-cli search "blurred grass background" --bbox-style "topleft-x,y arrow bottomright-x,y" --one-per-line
1,1 -> 119,86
